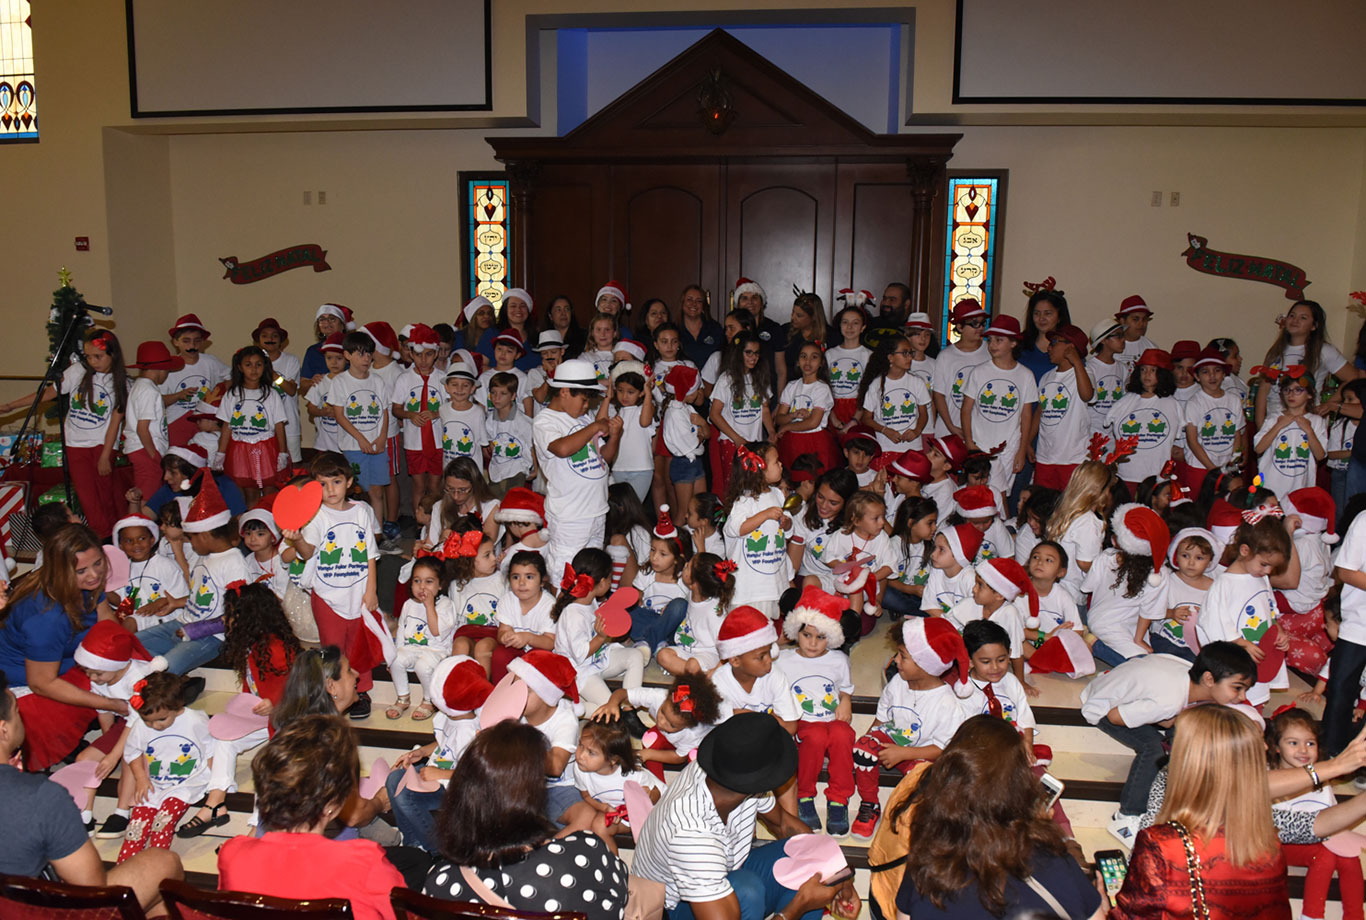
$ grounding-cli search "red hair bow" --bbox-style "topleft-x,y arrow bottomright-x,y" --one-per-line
420,530 -> 483,560
129,678 -> 148,712
673,685 -> 695,713
713,559 -> 737,581
1270,703 -> 1298,719
89,333 -> 111,352
1250,364 -> 1307,382
736,444 -> 767,473
561,564 -> 595,599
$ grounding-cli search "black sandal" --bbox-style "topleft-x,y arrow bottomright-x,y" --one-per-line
176,803 -> 230,838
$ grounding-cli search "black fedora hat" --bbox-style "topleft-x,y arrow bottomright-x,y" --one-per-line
696,711 -> 797,794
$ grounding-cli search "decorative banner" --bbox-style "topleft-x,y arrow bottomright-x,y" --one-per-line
1180,234 -> 1309,300
219,244 -> 330,284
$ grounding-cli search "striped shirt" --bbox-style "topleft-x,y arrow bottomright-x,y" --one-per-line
632,761 -> 775,909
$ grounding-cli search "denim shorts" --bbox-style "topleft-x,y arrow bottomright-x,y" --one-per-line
669,453 -> 705,482
343,449 -> 391,489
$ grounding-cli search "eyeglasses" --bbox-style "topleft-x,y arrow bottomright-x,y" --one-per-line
959,319 -> 987,328
891,350 -> 912,357
443,483 -> 472,497
1285,385 -> 1309,395
743,349 -> 761,357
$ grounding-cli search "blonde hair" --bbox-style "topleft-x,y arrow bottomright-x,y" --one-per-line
1045,461 -> 1112,543
842,490 -> 887,534
1156,705 -> 1279,868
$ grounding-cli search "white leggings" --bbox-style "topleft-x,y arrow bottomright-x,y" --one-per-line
209,726 -> 270,793
389,644 -> 446,701
576,644 -> 650,709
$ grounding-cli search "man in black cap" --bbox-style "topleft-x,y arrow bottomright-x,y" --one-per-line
633,712 -> 860,920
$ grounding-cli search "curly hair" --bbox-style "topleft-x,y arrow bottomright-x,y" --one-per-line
1110,550 -> 1155,599
665,673 -> 723,727
253,714 -> 358,832
222,584 -> 301,687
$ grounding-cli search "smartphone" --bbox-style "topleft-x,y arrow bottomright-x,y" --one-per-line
1094,849 -> 1128,899
1039,772 -> 1064,810
822,866 -> 854,886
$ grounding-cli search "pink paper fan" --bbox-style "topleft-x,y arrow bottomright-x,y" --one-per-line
396,764 -> 441,794
772,834 -> 848,889
1325,830 -> 1366,858
597,586 -> 639,638
829,551 -> 874,576
479,674 -> 529,731
104,545 -> 131,593
209,693 -> 271,740
623,780 -> 654,842
49,761 -> 101,808
358,756 -> 389,800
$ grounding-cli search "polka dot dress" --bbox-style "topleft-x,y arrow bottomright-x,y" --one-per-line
424,831 -> 628,920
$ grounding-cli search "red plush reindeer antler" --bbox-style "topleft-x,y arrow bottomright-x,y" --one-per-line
1087,433 -> 1109,463
1105,435 -> 1140,467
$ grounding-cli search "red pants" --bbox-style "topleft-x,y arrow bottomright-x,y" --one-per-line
1274,595 -> 1334,677
852,728 -> 922,803
641,728 -> 675,783
490,644 -> 526,685
1032,462 -> 1078,491
310,592 -> 377,692
127,449 -> 163,504
117,797 -> 189,864
65,444 -> 122,538
1176,461 -> 1213,496
708,438 -> 738,502
1282,842 -> 1364,920
167,414 -> 197,449
16,670 -> 121,771
796,719 -> 856,803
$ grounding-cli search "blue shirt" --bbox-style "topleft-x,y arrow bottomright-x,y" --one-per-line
145,473 -> 247,518
300,342 -> 328,381
0,590 -> 102,686
680,318 -> 726,368
1017,343 -> 1055,383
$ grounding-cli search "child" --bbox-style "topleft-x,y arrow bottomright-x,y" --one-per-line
1085,318 -> 1128,445
884,448 -> 932,522
859,333 -> 931,454
708,332 -> 774,496
392,324 -> 447,521
923,523 -> 982,615
851,618 -> 971,838
1022,540 -> 1082,657
1145,527 -> 1218,661
488,549 -> 552,683
581,312 -> 620,384
660,366 -> 710,515
239,504 -> 287,600
1031,324 -> 1093,490
920,433 -> 965,514
657,552 -> 735,676
1013,486 -> 1058,566
110,515 -> 187,631
1327,508 -> 1366,756
608,362 -> 656,503
959,316 -> 1038,494
1114,295 -> 1158,376
494,487 -> 549,573
439,360 -> 486,476
1180,347 -> 1245,495
711,606 -> 800,727
778,586 -> 855,835
826,306 -> 872,430
776,341 -> 839,474
1079,641 -> 1255,846
508,650 -> 583,818
789,469 -> 858,593
1044,460 -> 1111,603
158,314 -> 230,448
477,329 -> 530,412
1254,370 -> 1327,498
946,556 -> 1031,690
904,313 -> 938,419
1277,488 -> 1338,676
552,548 -> 649,708
1170,339 -> 1202,403
282,451 -> 384,719
329,332 -> 391,541
252,318 -> 303,463
960,620 -> 1040,759
722,441 -> 791,619
216,345 -> 288,505
648,324 -> 697,510
1266,708 -> 1365,920
558,720 -> 664,852
190,584 -> 300,838
605,483 -> 653,591
1085,503 -> 1170,667
387,556 -> 457,720
441,521 -> 507,676
684,491 -> 726,558
1105,349 -> 1182,494
882,497 -> 939,622
824,490 -> 894,632
840,426 -> 881,488
485,372 -> 537,496
592,674 -> 725,782
303,332 -> 346,455
188,399 -> 224,473
1326,379 -> 1364,515
952,484 -> 1015,563
930,299 -> 991,440
360,321 -> 406,545
117,671 -> 213,863
629,507 -> 691,656
526,329 -> 567,414
1198,515 -> 1296,707
124,341 -> 184,502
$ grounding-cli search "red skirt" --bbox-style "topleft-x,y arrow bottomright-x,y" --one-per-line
225,438 -> 281,489
833,398 -> 859,426
454,624 -> 498,642
778,428 -> 841,481
17,670 -> 120,771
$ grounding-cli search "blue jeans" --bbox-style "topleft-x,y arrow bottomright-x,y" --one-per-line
135,620 -> 223,674
880,586 -> 923,620
386,767 -> 442,853
1089,638 -> 1133,669
666,840 -> 826,920
1322,637 -> 1366,757
612,469 -> 653,503
630,597 -> 688,653
1148,633 -> 1196,662
546,783 -> 582,827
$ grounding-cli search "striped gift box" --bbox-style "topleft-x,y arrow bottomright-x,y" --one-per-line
0,483 -> 27,555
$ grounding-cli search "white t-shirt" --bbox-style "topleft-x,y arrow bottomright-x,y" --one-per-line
1262,341 -> 1348,417
668,599 -> 726,663
531,701 -> 581,786
662,400 -> 704,460
533,408 -> 609,522
1117,335 -> 1158,379
476,367 -> 530,413
491,589 -> 554,643
161,354 -> 229,424
245,548 -> 289,601
89,658 -> 163,702
711,664 -> 801,722
302,502 -> 379,616
486,408 -> 535,482
450,573 -> 507,628
1198,570 -> 1288,703
910,356 -> 936,399
1182,389 -> 1244,469
216,386 -> 286,445
568,760 -> 664,809
427,713 -> 479,772
1151,574 -> 1207,654
392,368 -> 448,451
931,343 -> 990,437
961,672 -> 1036,730
370,360 -> 404,439
1055,512 -> 1104,604
875,679 -> 968,750
1085,355 -> 1127,438
305,375 -> 343,453
1255,413 -> 1327,498
946,597 -> 1026,658
922,564 -> 976,616
1327,420 -> 1355,471
440,402 -> 486,472
778,380 -> 835,432
626,685 -> 723,753
123,377 -> 168,456
1083,549 -> 1168,660
268,350 -> 302,438
1281,531 -> 1331,615
790,513 -> 841,591
823,528 -> 898,579
553,600 -> 613,675
700,352 -> 722,386
396,597 -> 458,655
111,555 -> 189,632
123,708 -> 213,808
610,404 -> 657,473
776,648 -> 854,723
1035,583 -> 1081,634
710,374 -> 766,444
59,364 -> 120,449
1036,365 -> 1091,465
1106,394 -> 1182,482
973,519 -> 1015,565
862,372 -> 931,451
633,571 -> 687,616
963,362 -> 1038,485
1079,653 -> 1192,727
325,371 -> 389,450
183,548 -> 251,625
825,345 -> 871,402
1334,513 -> 1366,646
723,488 -> 791,603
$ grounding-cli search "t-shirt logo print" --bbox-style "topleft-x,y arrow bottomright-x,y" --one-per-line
316,522 -> 369,588
68,383 -> 113,429
1041,382 -> 1071,425
145,734 -> 201,784
791,676 -> 838,716
976,380 -> 1020,421
885,705 -> 923,745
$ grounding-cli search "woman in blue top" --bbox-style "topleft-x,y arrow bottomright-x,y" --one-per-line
0,524 -> 126,771
1018,290 -> 1072,383
300,304 -> 352,396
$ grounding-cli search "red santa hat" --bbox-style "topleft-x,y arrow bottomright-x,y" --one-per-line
613,340 -> 647,363
901,617 -> 971,697
922,433 -> 968,470
716,606 -> 779,661
239,495 -> 280,541
944,523 -> 985,568
168,313 -> 210,338
494,487 -> 546,528
459,296 -> 493,327
1116,294 -> 1152,318
954,485 -> 997,520
977,557 -> 1039,621
360,322 -> 399,357
316,303 -> 356,330
1025,629 -> 1095,679
1207,498 -> 1243,546
1283,487 -> 1338,543
949,298 -> 987,324
491,328 -> 527,358
782,584 -> 846,648
182,470 -> 232,533
406,323 -> 440,353
508,650 -> 579,706
664,364 -> 700,400
1111,503 -> 1170,585
732,277 -> 765,306
431,655 -> 494,718
503,288 -> 535,312
167,444 -> 209,490
596,281 -> 631,311
112,515 -> 160,546
654,504 -> 679,542
320,331 -> 346,354
75,620 -> 166,674
889,450 -> 932,483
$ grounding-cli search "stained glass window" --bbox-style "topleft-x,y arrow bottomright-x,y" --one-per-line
0,0 -> 35,141
461,173 -> 511,312
941,175 -> 1003,346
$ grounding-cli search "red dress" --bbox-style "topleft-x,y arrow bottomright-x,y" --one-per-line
1110,825 -> 1290,920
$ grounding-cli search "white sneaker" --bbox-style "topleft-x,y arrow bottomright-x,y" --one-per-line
1107,811 -> 1141,849
1354,773 -> 1366,791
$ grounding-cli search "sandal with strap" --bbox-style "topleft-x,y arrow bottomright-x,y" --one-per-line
176,803 -> 230,839
386,696 -> 412,720
411,701 -> 437,721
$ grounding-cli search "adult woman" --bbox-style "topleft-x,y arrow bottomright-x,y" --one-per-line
1255,299 -> 1359,427
634,297 -> 670,346
894,716 -> 1101,920
218,714 -> 404,920
545,294 -> 587,358
700,308 -> 758,398
425,721 -> 628,920
1019,290 -> 1071,382
420,457 -> 501,544
0,524 -> 124,771
595,281 -> 632,337
678,284 -> 725,368
458,297 -> 498,361
783,293 -> 828,383
301,304 -> 350,394
497,288 -> 540,372
1114,705 -> 1289,919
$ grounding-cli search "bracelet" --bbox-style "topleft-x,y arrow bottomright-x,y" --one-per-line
1305,763 -> 1322,791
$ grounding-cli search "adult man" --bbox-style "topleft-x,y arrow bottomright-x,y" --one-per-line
679,284 -> 726,369
634,712 -> 860,920
0,673 -> 183,915
865,283 -> 914,350
734,278 -> 787,394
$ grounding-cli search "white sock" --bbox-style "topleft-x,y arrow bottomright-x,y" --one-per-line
114,808 -> 130,818
80,809 -> 92,823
